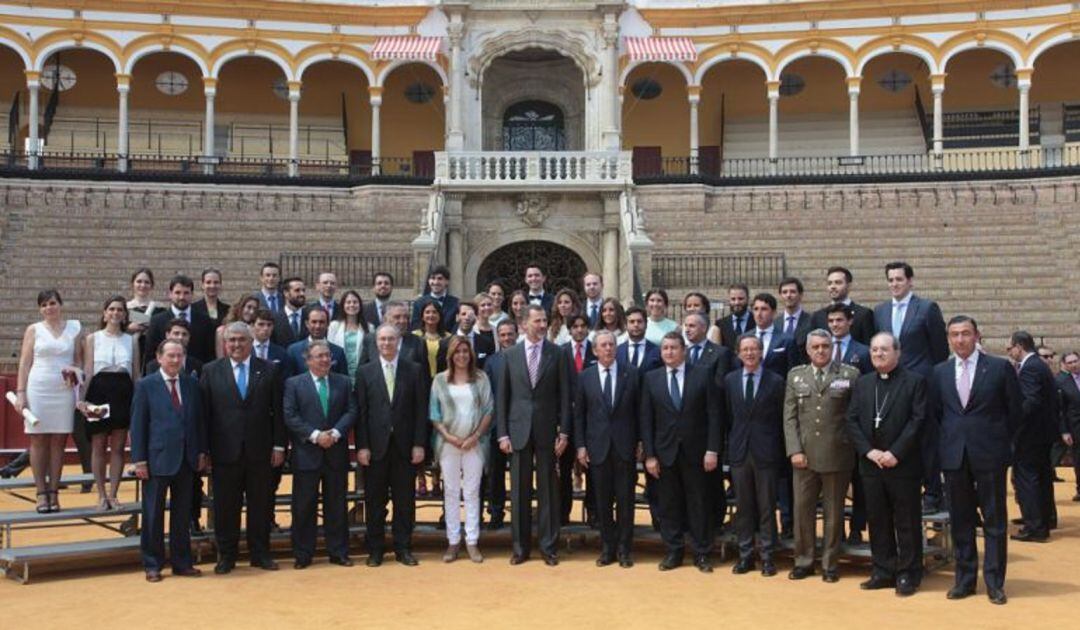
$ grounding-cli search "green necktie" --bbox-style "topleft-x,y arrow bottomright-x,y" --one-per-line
384,363 -> 395,399
317,376 -> 329,416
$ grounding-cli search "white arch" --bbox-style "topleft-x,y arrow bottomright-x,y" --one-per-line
940,41 -> 1024,72
211,48 -> 292,80
375,58 -> 448,88
0,37 -> 31,69
620,59 -> 692,87
1027,32 -> 1080,67
123,43 -> 209,76
775,49 -> 854,79
856,45 -> 939,76
34,41 -> 121,73
297,53 -> 376,85
693,50 -> 772,84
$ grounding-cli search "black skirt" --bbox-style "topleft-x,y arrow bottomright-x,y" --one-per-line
84,371 -> 134,436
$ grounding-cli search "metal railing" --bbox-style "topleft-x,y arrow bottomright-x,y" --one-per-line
279,252 -> 414,291
652,253 -> 787,289
941,107 -> 1041,148
1065,104 -> 1080,143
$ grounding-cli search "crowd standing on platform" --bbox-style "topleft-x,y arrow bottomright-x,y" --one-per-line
8,260 -> 1078,605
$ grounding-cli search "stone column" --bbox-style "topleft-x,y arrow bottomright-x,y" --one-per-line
116,74 -> 130,172
600,10 -> 621,150
447,229 -> 464,296
26,70 -> 40,170
847,76 -> 861,157
203,77 -> 216,174
930,73 -> 946,157
369,86 -> 382,175
767,80 -> 780,162
288,80 -> 301,177
602,228 -> 619,291
1017,68 -> 1032,152
446,15 -> 466,150
688,85 -> 700,175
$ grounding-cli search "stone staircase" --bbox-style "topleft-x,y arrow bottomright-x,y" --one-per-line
637,176 -> 1080,351
0,180 -> 430,358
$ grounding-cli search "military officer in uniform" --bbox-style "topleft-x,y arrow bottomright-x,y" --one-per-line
783,329 -> 860,583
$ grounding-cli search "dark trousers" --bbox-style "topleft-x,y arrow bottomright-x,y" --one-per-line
510,437 -> 560,558
864,473 -> 923,582
291,463 -> 348,560
731,456 -> 778,561
709,468 -> 730,525
657,447 -> 712,557
141,460 -> 195,572
211,455 -> 273,561
1013,442 -> 1053,536
484,437 -> 508,520
946,457 -> 1007,591
192,475 -> 204,524
776,462 -> 793,532
645,474 -> 663,528
71,412 -> 92,474
364,438 -> 417,555
558,445 -> 575,525
591,452 -> 636,557
921,421 -> 943,506
850,464 -> 868,534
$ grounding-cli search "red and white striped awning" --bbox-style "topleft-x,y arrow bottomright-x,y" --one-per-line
624,37 -> 697,62
371,36 -> 442,61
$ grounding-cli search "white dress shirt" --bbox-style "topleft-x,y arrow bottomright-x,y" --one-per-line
597,361 -> 618,406
954,352 -> 979,394
755,326 -> 774,355
308,371 -> 341,444
160,369 -> 182,404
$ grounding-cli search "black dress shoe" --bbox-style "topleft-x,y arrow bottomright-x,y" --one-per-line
732,559 -> 754,574
946,585 -> 976,600
860,575 -> 896,590
395,551 -> 419,566
250,557 -> 279,571
1010,531 -> 1049,543
214,558 -> 236,574
542,554 -> 559,567
618,555 -> 634,568
658,552 -> 683,571
172,566 -> 202,577
329,556 -> 354,567
365,554 -> 383,567
822,570 -> 839,583
1010,517 -> 1024,525
895,576 -> 917,597
761,560 -> 777,577
987,588 -> 1007,605
509,553 -> 528,565
596,554 -> 616,567
294,558 -> 312,570
694,555 -> 713,573
788,565 -> 815,580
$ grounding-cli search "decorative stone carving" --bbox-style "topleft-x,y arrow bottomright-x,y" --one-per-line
515,194 -> 550,227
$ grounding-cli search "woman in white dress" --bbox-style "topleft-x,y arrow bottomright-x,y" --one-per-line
78,296 -> 139,511
15,290 -> 85,513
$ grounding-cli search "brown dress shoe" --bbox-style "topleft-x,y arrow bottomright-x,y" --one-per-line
145,571 -> 163,583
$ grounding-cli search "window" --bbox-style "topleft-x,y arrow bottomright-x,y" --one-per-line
41,65 -> 76,92
877,69 -> 912,93
778,73 -> 805,97
503,100 -> 565,151
630,78 -> 663,100
404,82 -> 435,104
155,71 -> 189,96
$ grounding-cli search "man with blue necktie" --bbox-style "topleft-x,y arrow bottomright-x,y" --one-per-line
582,272 -> 605,329
716,283 -> 752,351
257,261 -> 285,315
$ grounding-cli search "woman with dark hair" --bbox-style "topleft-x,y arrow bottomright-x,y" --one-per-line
590,297 -> 628,344
15,290 -> 84,513
214,294 -> 261,358
485,280 -> 509,328
430,336 -> 493,563
328,289 -> 369,379
644,288 -> 677,345
507,290 -> 529,333
126,268 -> 159,333
547,288 -> 581,345
78,295 -> 138,510
413,296 -> 450,498
682,291 -> 711,320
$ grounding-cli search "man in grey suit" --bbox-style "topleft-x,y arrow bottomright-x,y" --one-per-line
497,304 -> 571,566
873,261 -> 948,513
283,340 -> 358,569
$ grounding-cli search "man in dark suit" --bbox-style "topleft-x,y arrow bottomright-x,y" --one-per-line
145,274 -> 215,367
523,263 -> 555,316
145,319 -> 204,378
273,277 -> 308,348
748,293 -> 792,378
560,314 -> 597,524
130,339 -> 208,582
200,322 -> 286,574
355,324 -> 429,566
717,283 -> 752,351
619,306 -> 662,372
874,261 -> 949,513
826,304 -> 872,375
725,334 -> 786,577
285,306 -> 348,378
256,261 -> 285,315
410,265 -> 459,331
574,330 -> 639,567
252,309 -> 288,366
1059,351 -> 1080,502
483,320 -> 518,529
362,271 -> 395,328
778,277 -> 813,365
810,266 -> 876,345
310,272 -> 339,320
641,332 -> 723,573
846,332 -> 927,596
1006,330 -> 1058,542
191,268 -> 229,328
360,301 -> 428,368
683,312 -> 733,379
930,316 -> 1020,605
283,340 -> 358,568
436,302 -> 496,372
496,304 -> 571,565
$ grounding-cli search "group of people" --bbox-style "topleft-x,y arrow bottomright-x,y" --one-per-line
10,259 -> 1077,604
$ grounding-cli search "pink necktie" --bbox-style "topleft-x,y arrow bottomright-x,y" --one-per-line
528,344 -> 540,387
958,359 -> 971,407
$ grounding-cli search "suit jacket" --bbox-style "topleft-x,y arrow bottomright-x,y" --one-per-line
810,301 -> 877,346
285,338 -> 348,378
930,352 -> 1022,472
253,341 -> 288,368
146,356 -> 203,379
130,371 -> 206,477
687,340 -> 734,384
145,307 -> 215,366
617,338 -> 662,373
573,362 -> 639,465
782,363 -> 860,473
257,290 -> 286,316
1014,355 -> 1060,455
845,367 -> 927,478
358,332 -> 427,370
273,309 -> 308,348
873,295 -> 948,379
562,339 -> 598,380
354,358 -> 429,461
733,324 -> 792,377
409,293 -> 460,332
199,357 -> 285,465
436,332 -> 496,373
362,301 -> 385,328
724,369 -> 786,468
282,371 -> 357,471
640,364 -> 723,467
495,339 -> 571,450
778,310 -> 813,366
192,298 -> 230,328
840,338 -> 873,375
1057,372 -> 1080,436
526,291 -> 555,317
718,312 -> 753,351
